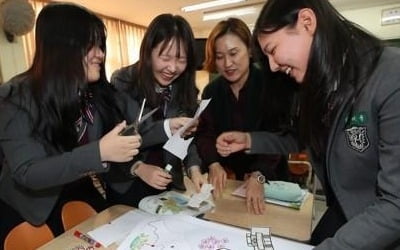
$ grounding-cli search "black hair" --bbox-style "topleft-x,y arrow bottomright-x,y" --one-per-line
137,13 -> 198,114
253,0 -> 383,156
10,3 -> 123,152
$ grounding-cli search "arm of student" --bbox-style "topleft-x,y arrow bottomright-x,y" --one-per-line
184,142 -> 208,192
183,142 -> 202,174
134,162 -> 172,190
248,131 -> 301,155
316,71 -> 400,249
188,166 -> 207,193
208,162 -> 227,198
0,103 -> 108,191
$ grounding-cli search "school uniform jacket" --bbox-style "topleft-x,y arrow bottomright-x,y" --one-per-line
111,63 -> 201,188
0,76 -> 110,226
0,75 -> 166,226
247,47 -> 400,249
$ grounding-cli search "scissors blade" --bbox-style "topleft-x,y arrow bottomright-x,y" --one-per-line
138,107 -> 159,125
135,98 -> 146,124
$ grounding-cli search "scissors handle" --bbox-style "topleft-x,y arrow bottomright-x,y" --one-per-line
119,122 -> 138,136
119,104 -> 158,136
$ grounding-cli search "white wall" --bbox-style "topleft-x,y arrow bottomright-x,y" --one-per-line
341,4 -> 400,40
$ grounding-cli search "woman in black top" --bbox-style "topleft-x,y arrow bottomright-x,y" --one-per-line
197,18 -> 294,214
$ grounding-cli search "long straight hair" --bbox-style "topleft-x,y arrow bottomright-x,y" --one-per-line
137,14 -> 198,114
254,0 -> 383,156
18,3 -> 122,152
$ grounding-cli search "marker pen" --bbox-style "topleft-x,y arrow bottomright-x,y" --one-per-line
74,230 -> 102,248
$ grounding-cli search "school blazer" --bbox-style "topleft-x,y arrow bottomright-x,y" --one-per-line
0,77 -> 109,226
0,76 -> 167,225
111,64 -> 202,181
87,90 -> 168,194
248,47 -> 400,250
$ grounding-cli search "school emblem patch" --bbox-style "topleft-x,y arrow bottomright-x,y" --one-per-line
345,126 -> 369,152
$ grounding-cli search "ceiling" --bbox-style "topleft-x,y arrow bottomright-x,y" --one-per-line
55,0 -> 400,35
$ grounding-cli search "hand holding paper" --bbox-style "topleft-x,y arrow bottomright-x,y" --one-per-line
163,99 -> 211,160
188,183 -> 214,209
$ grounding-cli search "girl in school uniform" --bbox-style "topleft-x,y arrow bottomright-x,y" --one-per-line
216,0 -> 400,248
109,14 -> 204,206
0,3 -> 141,246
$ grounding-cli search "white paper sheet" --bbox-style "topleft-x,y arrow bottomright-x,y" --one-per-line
87,210 -> 151,247
187,183 -> 214,208
117,213 -> 314,250
163,99 -> 211,160
88,209 -> 313,250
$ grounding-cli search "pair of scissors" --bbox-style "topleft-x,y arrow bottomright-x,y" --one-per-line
119,98 -> 159,136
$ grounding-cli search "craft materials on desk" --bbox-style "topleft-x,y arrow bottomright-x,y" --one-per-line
117,213 -> 271,250
187,183 -> 214,209
88,210 -> 152,247
232,181 -> 310,209
138,190 -> 214,216
74,230 -> 102,248
88,209 -> 313,249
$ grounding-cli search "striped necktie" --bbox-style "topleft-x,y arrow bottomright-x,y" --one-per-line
76,91 -> 94,145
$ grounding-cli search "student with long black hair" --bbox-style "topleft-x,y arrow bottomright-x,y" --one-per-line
216,0 -> 400,248
110,14 -> 202,206
0,3 -> 141,246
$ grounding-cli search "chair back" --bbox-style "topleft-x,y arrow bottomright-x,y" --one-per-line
61,200 -> 97,231
4,221 -> 54,250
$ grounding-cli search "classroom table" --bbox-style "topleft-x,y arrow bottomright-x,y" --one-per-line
200,179 -> 314,242
38,178 -> 314,249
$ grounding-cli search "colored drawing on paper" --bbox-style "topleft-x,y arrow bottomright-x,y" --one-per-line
117,214 -> 252,250
199,236 -> 229,250
129,233 -> 149,250
123,218 -> 189,249
158,194 -> 187,214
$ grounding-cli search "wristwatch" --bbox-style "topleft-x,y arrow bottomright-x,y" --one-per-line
251,171 -> 266,184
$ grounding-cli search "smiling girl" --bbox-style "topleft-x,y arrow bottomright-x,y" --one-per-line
110,14 -> 203,206
0,3 -> 141,246
216,0 -> 400,248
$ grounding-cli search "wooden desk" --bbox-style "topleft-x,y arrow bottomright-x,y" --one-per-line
38,205 -> 132,250
201,179 -> 313,242
39,179 -> 313,249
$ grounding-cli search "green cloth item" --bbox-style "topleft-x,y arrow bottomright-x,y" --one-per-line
264,181 -> 303,202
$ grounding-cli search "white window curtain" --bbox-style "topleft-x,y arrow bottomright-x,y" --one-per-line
103,18 -> 145,79
22,0 -> 146,80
